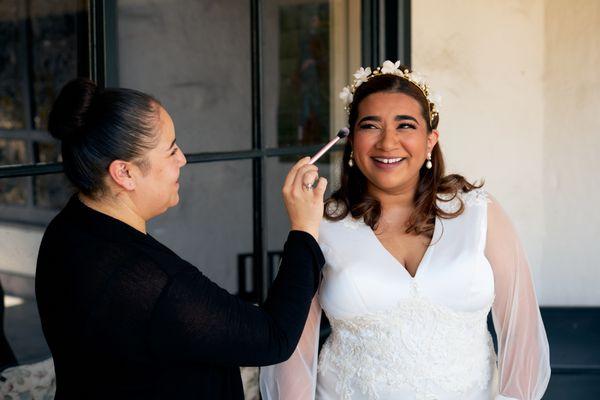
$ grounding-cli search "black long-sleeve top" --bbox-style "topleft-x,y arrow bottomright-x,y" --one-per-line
35,196 -> 324,399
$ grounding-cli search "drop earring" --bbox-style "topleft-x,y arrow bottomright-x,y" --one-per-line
348,150 -> 354,167
425,152 -> 432,169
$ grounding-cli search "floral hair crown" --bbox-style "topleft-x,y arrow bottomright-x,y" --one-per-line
339,60 -> 441,127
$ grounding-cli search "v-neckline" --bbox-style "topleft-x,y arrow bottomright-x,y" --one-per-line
365,216 -> 440,280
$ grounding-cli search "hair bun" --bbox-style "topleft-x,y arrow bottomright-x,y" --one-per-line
48,78 -> 98,142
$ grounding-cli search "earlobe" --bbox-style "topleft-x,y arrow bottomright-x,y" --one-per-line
125,179 -> 135,190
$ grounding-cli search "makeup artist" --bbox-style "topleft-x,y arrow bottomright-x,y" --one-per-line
35,78 -> 327,400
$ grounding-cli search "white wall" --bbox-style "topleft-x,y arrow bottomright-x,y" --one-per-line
412,0 -> 600,305
542,0 -> 600,305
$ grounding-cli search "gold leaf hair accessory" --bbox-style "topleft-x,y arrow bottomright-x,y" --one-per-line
339,60 -> 441,127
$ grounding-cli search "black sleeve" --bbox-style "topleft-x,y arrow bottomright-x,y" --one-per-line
148,230 -> 324,366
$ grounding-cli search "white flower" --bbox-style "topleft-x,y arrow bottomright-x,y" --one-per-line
429,91 -> 442,108
380,60 -> 401,75
408,71 -> 426,86
353,67 -> 372,85
339,86 -> 353,104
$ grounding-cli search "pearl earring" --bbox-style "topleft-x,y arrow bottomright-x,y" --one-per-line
425,152 -> 432,169
348,150 -> 354,167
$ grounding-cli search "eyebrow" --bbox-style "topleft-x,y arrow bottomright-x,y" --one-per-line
167,138 -> 176,151
357,115 -> 419,125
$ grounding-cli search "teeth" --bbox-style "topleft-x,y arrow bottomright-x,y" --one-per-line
374,157 -> 404,164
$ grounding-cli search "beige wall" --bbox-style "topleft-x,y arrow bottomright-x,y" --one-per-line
412,0 -> 599,305
543,0 -> 600,305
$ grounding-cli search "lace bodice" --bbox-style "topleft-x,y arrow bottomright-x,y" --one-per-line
320,295 -> 495,400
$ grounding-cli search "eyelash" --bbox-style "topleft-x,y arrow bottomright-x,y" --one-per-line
398,123 -> 416,129
170,147 -> 178,156
358,123 -> 416,130
359,123 -> 378,130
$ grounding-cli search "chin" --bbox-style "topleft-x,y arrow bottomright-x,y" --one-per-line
368,170 -> 420,189
369,179 -> 412,193
370,176 -> 407,187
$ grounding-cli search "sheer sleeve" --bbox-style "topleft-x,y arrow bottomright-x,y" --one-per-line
485,196 -> 551,400
260,295 -> 322,400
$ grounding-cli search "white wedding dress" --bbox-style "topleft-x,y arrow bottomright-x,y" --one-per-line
260,189 -> 550,400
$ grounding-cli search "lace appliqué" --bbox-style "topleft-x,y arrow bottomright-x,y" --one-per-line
341,215 -> 362,230
0,357 -> 56,399
437,188 -> 489,214
318,294 -> 495,400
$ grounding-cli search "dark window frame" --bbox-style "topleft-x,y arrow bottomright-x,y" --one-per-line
0,0 -> 411,299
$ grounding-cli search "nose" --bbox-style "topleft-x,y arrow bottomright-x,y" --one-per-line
377,125 -> 398,152
178,150 -> 187,167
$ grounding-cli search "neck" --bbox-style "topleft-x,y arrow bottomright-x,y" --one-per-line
369,178 -> 419,209
79,192 -> 147,234
367,175 -> 419,227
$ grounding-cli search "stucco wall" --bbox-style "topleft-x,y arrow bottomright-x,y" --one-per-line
542,0 -> 600,305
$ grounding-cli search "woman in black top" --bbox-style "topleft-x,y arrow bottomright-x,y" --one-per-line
36,78 -> 328,399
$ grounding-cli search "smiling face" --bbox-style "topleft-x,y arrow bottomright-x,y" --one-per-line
351,91 -> 438,197
130,106 -> 187,219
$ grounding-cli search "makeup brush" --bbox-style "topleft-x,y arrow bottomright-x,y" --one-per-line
308,127 -> 350,165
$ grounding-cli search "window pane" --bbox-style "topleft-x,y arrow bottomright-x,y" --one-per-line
266,151 -> 342,264
278,4 -> 330,147
116,0 -> 252,153
33,141 -> 73,209
264,0 -> 361,148
30,0 -> 83,130
149,160 -> 253,293
0,0 -> 26,129
0,177 -> 29,206
34,174 -> 72,209
0,139 -> 29,205
0,138 -> 27,166
34,141 -> 61,163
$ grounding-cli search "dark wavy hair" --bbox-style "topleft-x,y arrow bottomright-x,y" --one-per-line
48,78 -> 161,197
325,67 -> 482,237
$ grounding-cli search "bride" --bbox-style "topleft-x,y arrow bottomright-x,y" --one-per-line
260,61 -> 550,400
